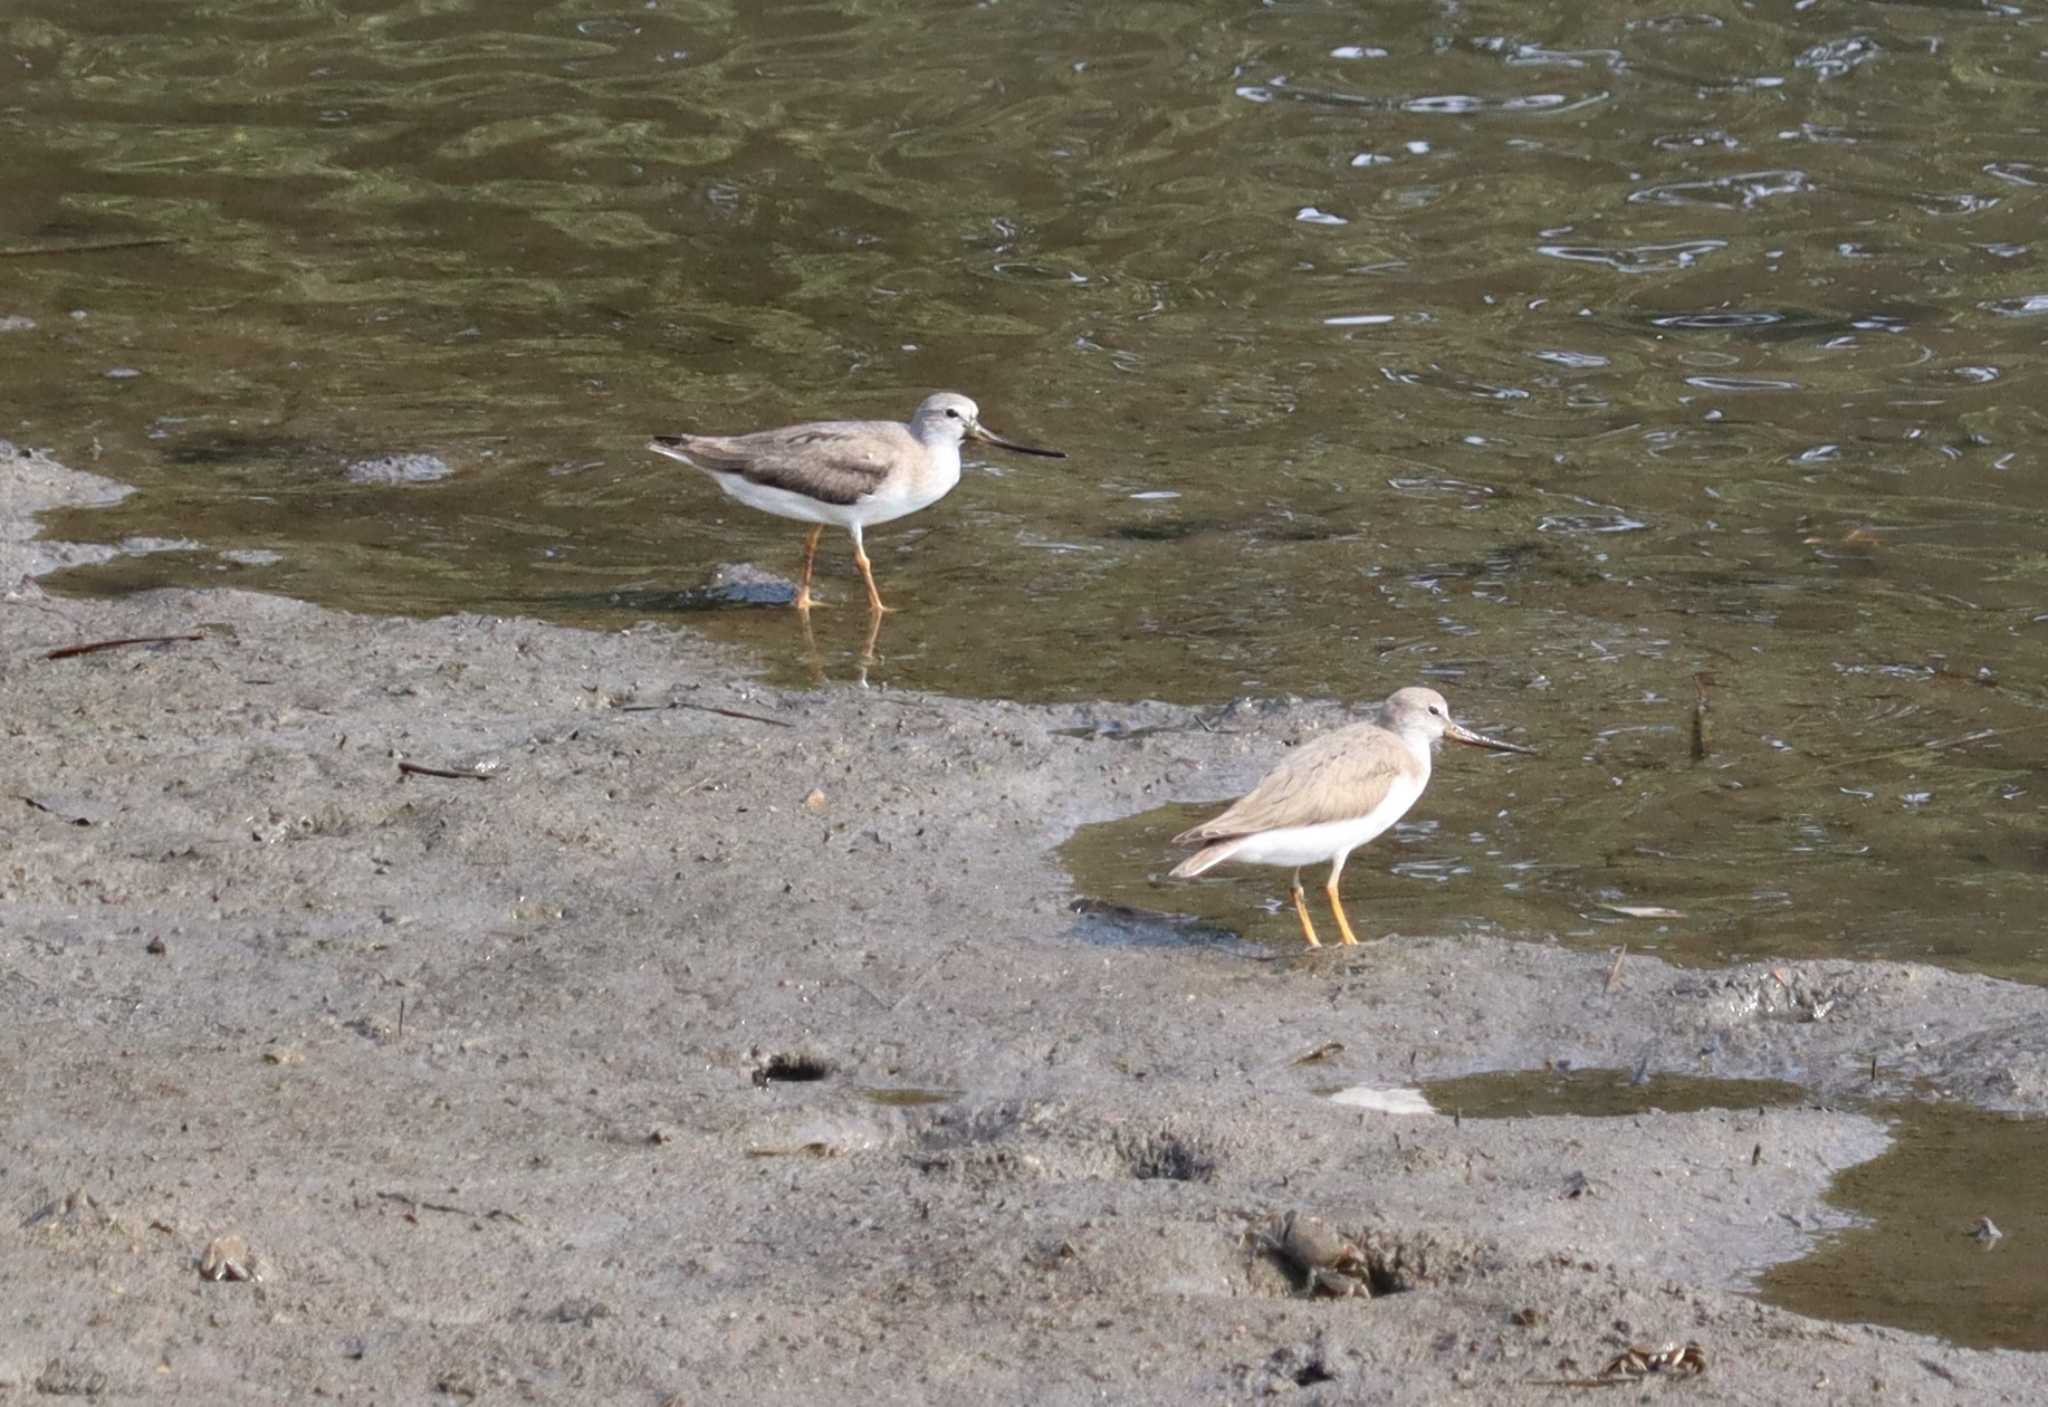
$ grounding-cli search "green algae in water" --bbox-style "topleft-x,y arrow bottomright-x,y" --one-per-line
1419,1068 -> 1809,1121
1761,1104 -> 2048,1352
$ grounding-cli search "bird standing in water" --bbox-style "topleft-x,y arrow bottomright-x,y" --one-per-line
647,391 -> 1064,615
1170,687 -> 1535,948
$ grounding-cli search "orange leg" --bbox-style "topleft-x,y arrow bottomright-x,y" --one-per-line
793,526 -> 826,613
851,536 -> 893,615
858,605 -> 885,666
1325,854 -> 1360,946
1289,869 -> 1323,948
797,608 -> 825,686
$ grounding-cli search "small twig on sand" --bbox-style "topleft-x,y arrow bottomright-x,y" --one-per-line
668,700 -> 795,728
397,761 -> 492,783
1604,944 -> 1627,992
375,1190 -> 523,1224
46,633 -> 203,660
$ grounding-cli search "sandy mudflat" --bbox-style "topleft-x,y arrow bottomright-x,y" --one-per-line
4,439 -> 2044,1403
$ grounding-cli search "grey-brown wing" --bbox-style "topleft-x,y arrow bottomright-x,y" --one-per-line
677,420 -> 910,507
1171,724 -> 1412,844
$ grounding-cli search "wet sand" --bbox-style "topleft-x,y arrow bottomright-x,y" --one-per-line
5,439 -> 2044,1402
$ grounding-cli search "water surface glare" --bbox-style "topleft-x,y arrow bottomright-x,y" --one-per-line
8,0 -> 2048,982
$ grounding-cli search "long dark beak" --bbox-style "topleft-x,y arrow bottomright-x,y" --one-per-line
1445,720 -> 1536,755
969,422 -> 1065,458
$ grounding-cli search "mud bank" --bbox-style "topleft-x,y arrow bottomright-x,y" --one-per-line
4,441 -> 2042,1403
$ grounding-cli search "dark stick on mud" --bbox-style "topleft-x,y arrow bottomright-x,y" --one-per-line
374,1187 -> 505,1220
46,633 -> 204,660
397,761 -> 492,782
668,700 -> 796,728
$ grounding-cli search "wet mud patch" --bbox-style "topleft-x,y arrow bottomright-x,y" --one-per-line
1419,1068 -> 1810,1120
907,1103 -> 1224,1184
1065,897 -> 1254,952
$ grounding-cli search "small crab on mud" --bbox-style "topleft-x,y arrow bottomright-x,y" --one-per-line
1601,1341 -> 1707,1379
1253,1211 -> 1373,1299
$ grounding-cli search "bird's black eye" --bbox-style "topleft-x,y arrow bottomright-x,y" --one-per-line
1429,705 -> 1443,716
945,407 -> 961,418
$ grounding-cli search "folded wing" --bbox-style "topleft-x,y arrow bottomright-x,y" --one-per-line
656,421 -> 910,507
1172,724 -> 1409,846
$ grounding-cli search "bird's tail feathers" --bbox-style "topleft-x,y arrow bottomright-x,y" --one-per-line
1169,838 -> 1242,879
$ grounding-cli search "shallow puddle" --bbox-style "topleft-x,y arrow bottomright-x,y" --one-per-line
1058,802 -> 1277,947
1759,1103 -> 2048,1352
1377,1070 -> 2048,1352
1417,1067 -> 1809,1120
860,1087 -> 965,1108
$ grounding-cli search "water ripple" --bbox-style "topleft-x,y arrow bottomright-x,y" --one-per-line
1649,310 -> 1787,330
1795,36 -> 1883,79
1625,13 -> 1726,32
1402,92 -> 1609,115
1912,191 -> 2001,215
1538,502 -> 1650,534
1652,130 -> 1739,151
1536,239 -> 1726,271
1683,375 -> 1802,392
1983,295 -> 2048,318
1628,169 -> 1811,209
1986,162 -> 2048,188
1529,349 -> 1612,369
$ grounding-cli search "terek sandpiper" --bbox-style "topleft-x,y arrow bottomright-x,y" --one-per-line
647,391 -> 1064,615
1170,686 -> 1534,948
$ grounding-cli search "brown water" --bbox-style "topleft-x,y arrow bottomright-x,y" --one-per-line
9,0 -> 2048,982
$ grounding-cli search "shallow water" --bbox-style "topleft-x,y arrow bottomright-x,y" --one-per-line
9,0 -> 2048,983
1394,1075 -> 2048,1352
1761,1103 -> 2048,1352
1417,1067 -> 1807,1119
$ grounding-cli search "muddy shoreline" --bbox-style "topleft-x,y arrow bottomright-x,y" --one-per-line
4,440 -> 2042,1402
